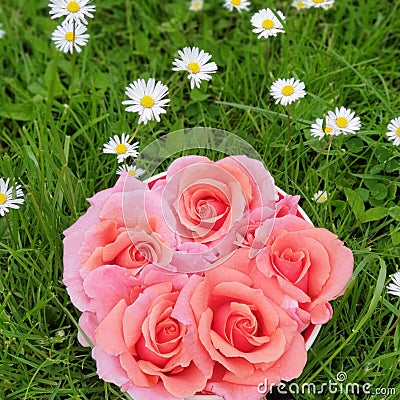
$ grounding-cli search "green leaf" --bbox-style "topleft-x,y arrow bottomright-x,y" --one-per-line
362,207 -> 388,223
388,206 -> 400,221
190,89 -> 210,102
0,103 -> 33,121
344,187 -> 365,221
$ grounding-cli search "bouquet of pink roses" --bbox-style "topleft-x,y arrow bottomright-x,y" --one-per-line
63,155 -> 353,400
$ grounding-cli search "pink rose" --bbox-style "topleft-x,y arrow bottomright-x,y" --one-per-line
80,265 -> 210,399
256,214 -> 354,326
184,256 -> 307,400
275,194 -> 300,218
63,174 -> 176,311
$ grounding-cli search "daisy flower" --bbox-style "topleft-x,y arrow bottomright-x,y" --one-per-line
312,190 -> 328,203
385,117 -> 400,146
51,20 -> 89,54
189,0 -> 204,11
116,164 -> 145,178
103,133 -> 139,163
0,178 -> 25,217
270,78 -> 306,106
387,271 -> 400,297
122,78 -> 170,125
48,0 -> 96,24
305,0 -> 334,9
310,117 -> 339,139
172,47 -> 218,90
0,23 -> 5,39
327,107 -> 361,134
251,8 -> 285,39
292,1 -> 307,9
223,0 -> 251,13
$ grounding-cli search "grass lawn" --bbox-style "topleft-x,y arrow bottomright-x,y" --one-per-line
1,0 -> 400,399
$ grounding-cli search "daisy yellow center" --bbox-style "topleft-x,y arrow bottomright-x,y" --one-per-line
262,19 -> 274,29
324,126 -> 333,134
188,62 -> 200,74
128,169 -> 137,176
231,0 -> 241,5
282,85 -> 295,96
317,194 -> 327,203
141,95 -> 154,108
193,1 -> 202,8
313,0 -> 324,3
297,1 -> 305,7
0,193 -> 6,205
115,144 -> 127,154
336,117 -> 348,128
65,31 -> 76,42
396,127 -> 400,137
67,1 -> 80,13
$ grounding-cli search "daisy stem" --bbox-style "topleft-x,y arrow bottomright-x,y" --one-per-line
4,214 -> 15,247
310,135 -> 335,168
286,104 -> 291,144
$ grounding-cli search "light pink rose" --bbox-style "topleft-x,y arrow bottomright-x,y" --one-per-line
63,174 -> 176,311
256,214 -> 354,325
80,265 -> 211,399
184,256 -> 307,400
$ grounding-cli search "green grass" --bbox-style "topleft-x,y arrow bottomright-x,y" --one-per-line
1,0 -> 400,399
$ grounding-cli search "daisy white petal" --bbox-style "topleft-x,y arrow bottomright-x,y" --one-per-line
103,133 -> 139,163
312,190 -> 328,203
270,78 -> 306,106
386,117 -> 400,146
172,47 -> 218,90
327,106 -> 361,134
0,178 -> 25,217
116,164 -> 145,177
51,20 -> 89,54
387,271 -> 400,297
305,0 -> 335,9
251,8 -> 285,39
122,78 -> 170,125
0,23 -> 5,39
223,0 -> 251,13
292,1 -> 307,9
189,0 -> 204,11
48,0 -> 96,24
310,117 -> 339,139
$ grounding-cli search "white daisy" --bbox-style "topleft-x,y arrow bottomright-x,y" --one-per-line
387,271 -> 400,297
327,107 -> 361,134
0,23 -> 5,39
189,0 -> 204,11
251,8 -> 285,39
292,1 -> 307,10
172,47 -> 218,90
386,117 -> 400,146
270,78 -> 306,106
0,178 -> 25,217
304,0 -> 334,9
312,190 -> 328,203
310,117 -> 339,139
103,133 -> 139,163
122,78 -> 170,125
48,0 -> 96,24
116,164 -> 145,177
51,20 -> 89,54
223,0 -> 251,13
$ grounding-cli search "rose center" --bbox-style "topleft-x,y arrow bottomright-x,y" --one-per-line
231,0 -> 241,5
282,85 -> 295,96
188,62 -> 200,74
396,127 -> 400,137
336,117 -> 348,128
115,143 -> 127,154
262,19 -> 274,29
67,1 -> 80,13
141,95 -> 154,108
65,31 -> 76,42
0,193 -> 6,205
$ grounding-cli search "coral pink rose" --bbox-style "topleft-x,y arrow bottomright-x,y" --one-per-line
63,174 -> 176,311
155,155 -> 275,244
183,260 -> 307,400
256,214 -> 354,326
80,265 -> 210,399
